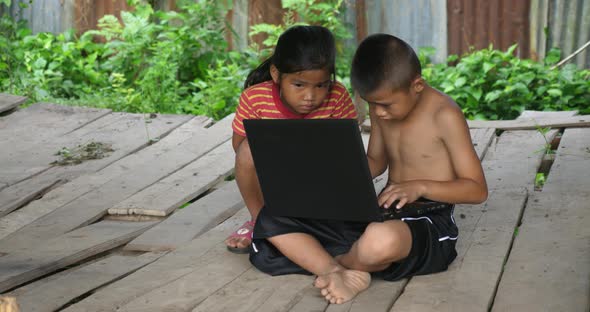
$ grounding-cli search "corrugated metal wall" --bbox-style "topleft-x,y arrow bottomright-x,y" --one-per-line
2,0 -> 75,34
531,0 -> 590,68
2,0 -> 589,68
447,0 -> 531,58
365,0 -> 448,63
75,0 -> 132,34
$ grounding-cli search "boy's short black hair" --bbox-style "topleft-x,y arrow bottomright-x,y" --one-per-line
351,34 -> 421,97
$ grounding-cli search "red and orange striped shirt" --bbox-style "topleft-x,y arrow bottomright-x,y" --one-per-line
232,80 -> 357,136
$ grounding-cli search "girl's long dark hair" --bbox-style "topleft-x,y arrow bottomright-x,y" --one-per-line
244,25 -> 336,89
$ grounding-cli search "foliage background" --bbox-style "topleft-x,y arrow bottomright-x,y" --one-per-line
0,0 -> 589,121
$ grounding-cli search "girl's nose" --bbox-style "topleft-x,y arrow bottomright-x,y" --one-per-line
303,89 -> 314,101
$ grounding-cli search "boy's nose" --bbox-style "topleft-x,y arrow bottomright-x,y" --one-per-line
375,106 -> 386,117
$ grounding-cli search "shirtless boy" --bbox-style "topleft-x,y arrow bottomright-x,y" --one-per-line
249,34 -> 488,304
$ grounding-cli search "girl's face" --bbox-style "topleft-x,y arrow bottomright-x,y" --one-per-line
271,66 -> 332,115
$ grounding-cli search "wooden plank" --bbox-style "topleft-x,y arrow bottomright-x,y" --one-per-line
0,220 -> 157,293
287,285 -> 329,312
492,192 -> 590,312
192,267 -> 312,312
7,252 -> 164,312
0,103 -> 111,151
286,277 -> 407,312
390,190 -> 528,311
62,209 -> 251,312
0,116 -> 210,233
467,115 -> 590,130
0,115 -> 233,249
0,113 -> 196,217
0,93 -> 27,114
542,128 -> 590,194
482,130 -> 557,192
361,115 -> 590,131
108,140 -> 235,217
0,112 -> 192,187
518,110 -> 578,119
470,128 -> 495,160
328,279 -> 407,312
124,181 -> 244,252
116,242 -> 251,311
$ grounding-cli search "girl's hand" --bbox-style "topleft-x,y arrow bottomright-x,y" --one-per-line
378,181 -> 426,209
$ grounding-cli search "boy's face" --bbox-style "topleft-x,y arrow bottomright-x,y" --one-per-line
271,65 -> 332,115
363,78 -> 424,121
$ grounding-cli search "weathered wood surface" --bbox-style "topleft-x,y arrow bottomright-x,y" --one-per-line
108,140 -> 235,217
0,93 -> 27,114
7,252 -> 164,312
0,115 -> 232,250
0,103 -> 111,159
492,192 -> 590,312
0,220 -> 157,293
0,116 -> 211,240
0,113 -> 196,217
62,209 -> 251,312
492,125 -> 590,312
482,129 -> 557,191
0,111 -> 191,187
124,181 -> 244,252
542,127 -> 590,194
1,105 -> 588,311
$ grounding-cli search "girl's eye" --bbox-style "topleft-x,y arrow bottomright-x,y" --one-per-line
293,83 -> 303,88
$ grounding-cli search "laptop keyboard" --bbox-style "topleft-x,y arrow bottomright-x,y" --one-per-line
380,200 -> 451,220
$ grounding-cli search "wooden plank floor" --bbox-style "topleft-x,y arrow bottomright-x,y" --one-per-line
0,103 -> 588,312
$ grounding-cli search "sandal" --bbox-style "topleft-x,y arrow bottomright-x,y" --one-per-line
225,220 -> 255,254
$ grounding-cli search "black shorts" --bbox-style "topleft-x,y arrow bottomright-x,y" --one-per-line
249,202 -> 458,281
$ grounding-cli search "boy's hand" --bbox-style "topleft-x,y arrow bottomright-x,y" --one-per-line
378,181 -> 426,209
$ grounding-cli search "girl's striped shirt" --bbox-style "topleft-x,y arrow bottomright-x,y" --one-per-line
232,80 -> 357,136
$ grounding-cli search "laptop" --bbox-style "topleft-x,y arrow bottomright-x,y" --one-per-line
243,119 -> 449,222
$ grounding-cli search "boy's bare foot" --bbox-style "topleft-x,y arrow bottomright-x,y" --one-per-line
313,269 -> 371,304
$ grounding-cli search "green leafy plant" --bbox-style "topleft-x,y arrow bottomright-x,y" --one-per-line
534,125 -> 555,155
535,172 -> 546,189
421,45 -> 590,120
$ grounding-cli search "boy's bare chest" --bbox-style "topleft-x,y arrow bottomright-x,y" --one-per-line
380,122 -> 446,164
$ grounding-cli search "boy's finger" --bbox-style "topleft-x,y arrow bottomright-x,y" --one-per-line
380,194 -> 398,208
396,198 -> 408,209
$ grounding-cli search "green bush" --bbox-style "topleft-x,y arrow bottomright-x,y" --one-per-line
2,0 -> 588,121
420,45 -> 590,120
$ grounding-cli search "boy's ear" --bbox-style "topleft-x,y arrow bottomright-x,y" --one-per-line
412,76 -> 425,93
270,65 -> 280,83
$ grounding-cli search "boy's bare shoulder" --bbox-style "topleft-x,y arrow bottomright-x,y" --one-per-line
427,88 -> 466,128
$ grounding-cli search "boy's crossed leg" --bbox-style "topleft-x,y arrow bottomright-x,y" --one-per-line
268,233 -> 370,304
338,220 -> 412,272
268,220 -> 411,304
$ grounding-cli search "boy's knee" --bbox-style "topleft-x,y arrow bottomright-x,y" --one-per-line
357,222 -> 409,265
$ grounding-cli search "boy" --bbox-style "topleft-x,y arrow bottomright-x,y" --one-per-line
249,34 -> 488,304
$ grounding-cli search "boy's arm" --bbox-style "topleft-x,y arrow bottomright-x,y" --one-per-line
379,106 -> 487,209
421,106 -> 488,204
366,104 -> 388,178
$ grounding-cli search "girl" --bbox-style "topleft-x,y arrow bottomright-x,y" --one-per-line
225,25 -> 357,253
